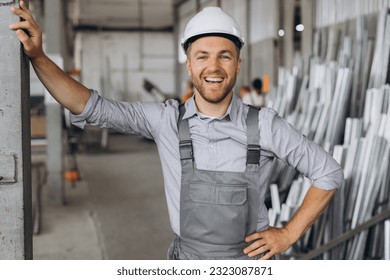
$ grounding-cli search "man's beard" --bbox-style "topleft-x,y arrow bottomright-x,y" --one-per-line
193,75 -> 236,104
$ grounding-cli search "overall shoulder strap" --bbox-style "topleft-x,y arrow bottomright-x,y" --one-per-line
177,105 -> 193,161
246,105 -> 261,165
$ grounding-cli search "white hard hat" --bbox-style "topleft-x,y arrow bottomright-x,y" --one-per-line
181,7 -> 245,52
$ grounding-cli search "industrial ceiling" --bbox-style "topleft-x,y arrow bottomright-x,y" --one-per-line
68,0 -> 174,30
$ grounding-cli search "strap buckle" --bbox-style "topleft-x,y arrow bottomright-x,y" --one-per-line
179,140 -> 193,160
179,140 -> 192,148
247,144 -> 260,152
246,144 -> 260,165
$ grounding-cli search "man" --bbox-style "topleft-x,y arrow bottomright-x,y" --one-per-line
181,80 -> 194,104
10,3 -> 343,260
242,78 -> 267,108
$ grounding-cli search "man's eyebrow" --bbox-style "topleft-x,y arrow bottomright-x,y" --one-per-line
193,50 -> 234,55
193,50 -> 209,56
219,50 -> 234,55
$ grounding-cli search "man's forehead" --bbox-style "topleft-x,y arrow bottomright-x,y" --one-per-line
191,36 -> 236,47
189,36 -> 238,54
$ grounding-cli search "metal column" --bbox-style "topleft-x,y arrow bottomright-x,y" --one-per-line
281,0 -> 295,70
44,0 -> 65,204
0,0 -> 32,259
301,0 -> 313,57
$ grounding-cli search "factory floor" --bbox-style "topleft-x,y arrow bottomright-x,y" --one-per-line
32,131 -> 173,260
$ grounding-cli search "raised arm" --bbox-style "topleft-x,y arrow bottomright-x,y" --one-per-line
9,1 -> 90,115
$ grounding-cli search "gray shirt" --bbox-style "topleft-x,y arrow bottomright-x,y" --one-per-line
71,90 -> 344,235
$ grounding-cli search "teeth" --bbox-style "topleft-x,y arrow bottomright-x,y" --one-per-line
205,77 -> 223,82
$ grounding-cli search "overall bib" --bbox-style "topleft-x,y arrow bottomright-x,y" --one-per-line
168,105 -> 262,260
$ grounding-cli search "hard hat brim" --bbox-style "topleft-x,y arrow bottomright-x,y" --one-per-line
182,32 -> 244,52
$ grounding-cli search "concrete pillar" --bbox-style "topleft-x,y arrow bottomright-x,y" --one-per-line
44,0 -> 65,204
281,0 -> 295,70
0,0 -> 32,259
301,0 -> 313,58
243,0 -> 251,86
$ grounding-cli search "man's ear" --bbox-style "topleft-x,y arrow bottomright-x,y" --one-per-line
236,57 -> 241,76
186,59 -> 192,77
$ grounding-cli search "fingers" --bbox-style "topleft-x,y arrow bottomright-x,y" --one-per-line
9,1 -> 43,59
244,227 -> 295,259
244,238 -> 266,253
244,237 -> 276,259
19,0 -> 32,15
243,231 -> 266,257
9,20 -> 38,48
11,1 -> 34,22
247,244 -> 270,258
15,29 -> 32,49
9,20 -> 30,31
243,228 -> 277,259
10,0 -> 38,32
259,250 -> 274,260
244,239 -> 268,257
245,231 -> 263,242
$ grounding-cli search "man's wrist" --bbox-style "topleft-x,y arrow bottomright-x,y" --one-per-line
282,225 -> 300,245
29,51 -> 47,64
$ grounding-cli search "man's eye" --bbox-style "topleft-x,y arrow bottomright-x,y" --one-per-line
221,55 -> 231,60
197,56 -> 207,60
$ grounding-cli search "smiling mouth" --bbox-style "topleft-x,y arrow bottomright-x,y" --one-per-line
204,77 -> 224,84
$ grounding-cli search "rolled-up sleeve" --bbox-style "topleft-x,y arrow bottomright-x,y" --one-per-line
70,90 -> 100,129
70,89 -> 170,140
262,109 -> 344,190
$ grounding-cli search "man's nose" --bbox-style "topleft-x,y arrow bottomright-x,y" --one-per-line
207,56 -> 220,70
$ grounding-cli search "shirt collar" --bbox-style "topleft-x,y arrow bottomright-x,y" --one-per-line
183,94 -> 240,125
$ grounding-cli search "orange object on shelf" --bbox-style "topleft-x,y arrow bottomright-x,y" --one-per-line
262,75 -> 270,93
64,170 -> 80,182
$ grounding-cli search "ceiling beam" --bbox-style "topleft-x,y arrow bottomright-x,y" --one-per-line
73,24 -> 173,32
173,0 -> 190,7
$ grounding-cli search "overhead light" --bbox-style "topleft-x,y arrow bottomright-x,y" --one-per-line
278,29 -> 285,37
295,24 -> 304,32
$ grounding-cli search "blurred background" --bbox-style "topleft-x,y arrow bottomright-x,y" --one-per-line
0,0 -> 389,260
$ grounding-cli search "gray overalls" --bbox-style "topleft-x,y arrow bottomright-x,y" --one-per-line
168,105 -> 262,260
